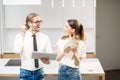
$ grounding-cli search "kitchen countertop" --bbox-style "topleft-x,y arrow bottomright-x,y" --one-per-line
0,58 -> 105,80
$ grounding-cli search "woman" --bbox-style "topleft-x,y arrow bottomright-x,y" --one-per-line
56,19 -> 86,80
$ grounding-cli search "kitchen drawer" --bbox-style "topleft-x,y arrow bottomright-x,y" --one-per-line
2,53 -> 20,58
86,52 -> 96,58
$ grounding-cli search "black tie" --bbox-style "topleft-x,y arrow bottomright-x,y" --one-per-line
32,34 -> 39,68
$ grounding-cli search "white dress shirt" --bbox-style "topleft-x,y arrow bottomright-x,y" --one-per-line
56,38 -> 86,68
14,30 -> 52,70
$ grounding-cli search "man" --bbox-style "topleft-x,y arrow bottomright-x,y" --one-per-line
14,13 -> 52,80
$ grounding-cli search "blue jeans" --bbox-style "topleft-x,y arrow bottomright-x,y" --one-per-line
58,64 -> 82,80
20,68 -> 44,80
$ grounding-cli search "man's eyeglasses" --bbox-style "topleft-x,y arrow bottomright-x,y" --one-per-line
31,20 -> 43,24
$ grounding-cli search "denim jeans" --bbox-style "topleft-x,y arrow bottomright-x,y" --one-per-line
58,64 -> 82,80
20,68 -> 44,80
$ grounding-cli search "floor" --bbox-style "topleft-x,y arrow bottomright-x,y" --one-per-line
105,69 -> 120,80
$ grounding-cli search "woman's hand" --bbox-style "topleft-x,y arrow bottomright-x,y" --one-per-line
71,47 -> 77,53
64,46 -> 71,53
71,47 -> 77,59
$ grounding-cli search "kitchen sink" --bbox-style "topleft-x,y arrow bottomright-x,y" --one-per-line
5,59 -> 21,66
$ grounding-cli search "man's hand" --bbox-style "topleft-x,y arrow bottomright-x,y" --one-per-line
21,24 -> 27,37
40,57 -> 50,64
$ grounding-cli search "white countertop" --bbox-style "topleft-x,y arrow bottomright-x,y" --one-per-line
0,58 -> 105,76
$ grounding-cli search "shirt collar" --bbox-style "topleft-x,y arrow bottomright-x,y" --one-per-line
27,30 -> 39,37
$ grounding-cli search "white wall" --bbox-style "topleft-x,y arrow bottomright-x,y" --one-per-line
96,0 -> 120,70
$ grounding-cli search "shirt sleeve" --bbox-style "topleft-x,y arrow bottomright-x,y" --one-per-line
56,38 -> 64,52
77,41 -> 86,59
45,36 -> 52,53
56,38 -> 61,47
13,33 -> 24,54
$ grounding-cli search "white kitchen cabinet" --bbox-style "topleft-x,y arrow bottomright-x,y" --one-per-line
1,0 -> 96,54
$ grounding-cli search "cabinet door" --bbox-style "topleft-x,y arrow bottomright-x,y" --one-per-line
34,0 -> 64,29
5,5 -> 34,28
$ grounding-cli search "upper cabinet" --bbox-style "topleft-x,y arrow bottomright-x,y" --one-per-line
3,0 -> 95,29
4,5 -> 35,28
63,0 -> 95,28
